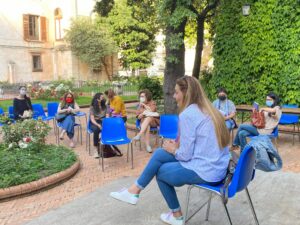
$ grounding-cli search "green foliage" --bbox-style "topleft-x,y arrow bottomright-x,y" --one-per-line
65,17 -> 117,70
207,0 -> 300,105
94,0 -> 115,17
1,119 -> 51,150
97,0 -> 158,70
137,76 -> 163,100
0,144 -> 77,188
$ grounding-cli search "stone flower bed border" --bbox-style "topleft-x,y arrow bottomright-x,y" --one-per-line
0,159 -> 80,200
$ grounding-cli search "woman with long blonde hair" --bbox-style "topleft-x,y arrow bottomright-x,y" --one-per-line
110,76 -> 230,225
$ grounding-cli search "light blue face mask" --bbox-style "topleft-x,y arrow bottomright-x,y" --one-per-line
266,100 -> 273,107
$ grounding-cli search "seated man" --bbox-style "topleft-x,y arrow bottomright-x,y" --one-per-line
213,88 -> 236,130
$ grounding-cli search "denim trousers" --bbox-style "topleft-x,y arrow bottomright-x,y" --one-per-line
90,119 -> 102,146
136,149 -> 216,212
60,115 -> 75,139
233,124 -> 259,150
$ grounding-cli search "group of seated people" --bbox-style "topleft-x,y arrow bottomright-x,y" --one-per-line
12,79 -> 282,225
12,83 -> 282,154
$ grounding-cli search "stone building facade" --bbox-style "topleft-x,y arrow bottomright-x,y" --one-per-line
0,0 -> 118,84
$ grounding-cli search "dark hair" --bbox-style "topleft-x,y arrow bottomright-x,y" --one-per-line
267,92 -> 280,108
61,92 -> 75,108
91,92 -> 106,113
104,89 -> 115,99
139,89 -> 152,102
217,87 -> 227,95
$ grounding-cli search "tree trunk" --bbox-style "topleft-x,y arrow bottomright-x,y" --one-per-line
192,17 -> 205,79
163,22 -> 186,114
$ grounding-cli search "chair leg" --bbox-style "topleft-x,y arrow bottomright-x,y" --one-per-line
139,139 -> 142,151
293,124 -> 295,145
80,126 -> 82,145
220,198 -> 233,225
183,185 -> 193,225
127,144 -> 129,163
205,192 -> 213,221
245,188 -> 259,225
98,144 -> 104,172
131,142 -> 134,169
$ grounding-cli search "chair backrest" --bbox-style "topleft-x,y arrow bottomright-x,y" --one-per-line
280,104 -> 299,124
159,114 -> 179,139
0,108 -> 4,116
136,119 -> 141,129
8,106 -> 14,119
87,113 -> 93,133
101,117 -> 128,142
32,103 -> 46,117
228,145 -> 256,198
272,126 -> 279,137
47,102 -> 59,117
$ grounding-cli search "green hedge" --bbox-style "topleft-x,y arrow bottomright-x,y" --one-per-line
206,0 -> 300,105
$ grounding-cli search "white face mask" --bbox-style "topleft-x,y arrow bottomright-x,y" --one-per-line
20,89 -> 27,96
140,97 -> 146,103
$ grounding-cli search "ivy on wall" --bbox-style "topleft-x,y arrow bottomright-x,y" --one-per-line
206,0 -> 300,105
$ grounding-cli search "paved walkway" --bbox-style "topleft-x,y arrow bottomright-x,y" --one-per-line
25,171 -> 300,225
0,107 -> 299,225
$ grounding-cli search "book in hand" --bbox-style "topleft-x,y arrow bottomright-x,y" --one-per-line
253,102 -> 259,111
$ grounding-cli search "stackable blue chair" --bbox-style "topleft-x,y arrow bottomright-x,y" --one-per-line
0,108 -> 4,126
86,114 -> 94,155
32,103 -> 54,122
99,117 -> 132,171
135,119 -> 159,150
159,114 -> 179,146
184,146 -> 259,225
8,106 -> 14,119
279,104 -> 299,145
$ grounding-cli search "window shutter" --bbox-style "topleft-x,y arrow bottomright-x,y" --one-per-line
40,16 -> 47,42
23,14 -> 29,41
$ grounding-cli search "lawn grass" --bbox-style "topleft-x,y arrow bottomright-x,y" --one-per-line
0,144 -> 77,188
0,95 -> 138,112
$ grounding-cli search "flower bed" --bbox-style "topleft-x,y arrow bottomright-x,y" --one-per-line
0,119 -> 77,189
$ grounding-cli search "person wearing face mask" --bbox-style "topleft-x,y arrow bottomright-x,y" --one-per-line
132,89 -> 160,153
89,93 -> 108,158
231,92 -> 282,152
13,86 -> 33,120
57,92 -> 80,148
212,88 -> 236,130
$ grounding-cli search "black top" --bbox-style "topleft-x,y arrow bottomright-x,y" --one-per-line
13,97 -> 33,119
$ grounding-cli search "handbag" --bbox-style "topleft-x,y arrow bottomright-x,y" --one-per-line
142,110 -> 160,117
251,110 -> 265,128
102,145 -> 123,158
55,113 -> 67,122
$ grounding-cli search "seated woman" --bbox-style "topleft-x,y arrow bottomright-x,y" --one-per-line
13,86 -> 33,120
212,87 -> 236,130
133,89 -> 160,153
110,76 -> 230,225
89,93 -> 107,158
57,92 -> 80,148
232,92 -> 282,151
104,89 -> 127,122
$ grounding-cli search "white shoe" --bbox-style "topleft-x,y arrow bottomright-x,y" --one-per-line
110,188 -> 139,205
133,135 -> 141,141
146,145 -> 152,153
160,212 -> 184,225
93,151 -> 99,158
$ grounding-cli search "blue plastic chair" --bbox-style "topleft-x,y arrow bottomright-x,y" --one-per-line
0,108 -> 4,126
47,102 -> 59,118
159,114 -> 179,146
100,117 -> 132,171
279,104 -> 299,145
8,106 -> 14,119
135,119 -> 159,150
32,103 -> 54,121
184,146 -> 259,225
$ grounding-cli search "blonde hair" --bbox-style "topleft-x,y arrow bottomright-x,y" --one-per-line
176,76 -> 230,148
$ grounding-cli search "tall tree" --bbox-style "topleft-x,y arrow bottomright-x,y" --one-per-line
189,0 -> 219,79
96,0 -> 158,71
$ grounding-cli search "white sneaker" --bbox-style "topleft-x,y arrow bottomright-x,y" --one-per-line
110,188 -> 139,205
146,145 -> 153,153
160,212 -> 184,225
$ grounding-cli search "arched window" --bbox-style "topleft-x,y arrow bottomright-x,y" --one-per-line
54,8 -> 63,40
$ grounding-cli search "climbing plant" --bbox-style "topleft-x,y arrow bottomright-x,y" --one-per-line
206,0 -> 300,105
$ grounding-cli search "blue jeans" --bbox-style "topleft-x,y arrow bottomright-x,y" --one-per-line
233,124 -> 259,150
225,119 -> 234,130
60,115 -> 75,139
136,149 -> 218,212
